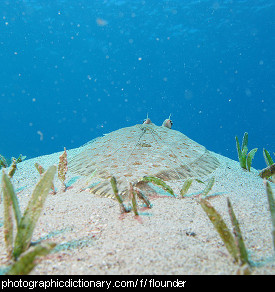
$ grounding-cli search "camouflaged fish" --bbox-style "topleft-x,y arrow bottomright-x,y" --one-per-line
69,116 -> 219,198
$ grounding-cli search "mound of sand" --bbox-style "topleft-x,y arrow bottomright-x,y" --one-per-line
0,149 -> 274,275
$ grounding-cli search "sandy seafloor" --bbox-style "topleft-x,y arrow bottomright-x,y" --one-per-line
0,147 -> 274,275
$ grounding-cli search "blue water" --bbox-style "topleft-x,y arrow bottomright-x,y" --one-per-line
0,0 -> 274,170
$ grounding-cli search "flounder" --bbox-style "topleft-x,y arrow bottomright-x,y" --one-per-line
69,117 -> 219,198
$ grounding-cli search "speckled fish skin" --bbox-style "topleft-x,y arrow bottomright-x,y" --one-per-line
69,122 -> 220,198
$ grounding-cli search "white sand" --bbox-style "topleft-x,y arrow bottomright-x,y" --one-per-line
0,148 -> 274,275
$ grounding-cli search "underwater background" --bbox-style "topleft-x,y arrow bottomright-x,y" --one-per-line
0,0 -> 274,170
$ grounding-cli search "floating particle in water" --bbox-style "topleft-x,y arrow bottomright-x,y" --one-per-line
37,131 -> 43,141
96,18 -> 108,26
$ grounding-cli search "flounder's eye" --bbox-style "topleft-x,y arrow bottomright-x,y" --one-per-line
143,118 -> 151,124
162,118 -> 172,128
